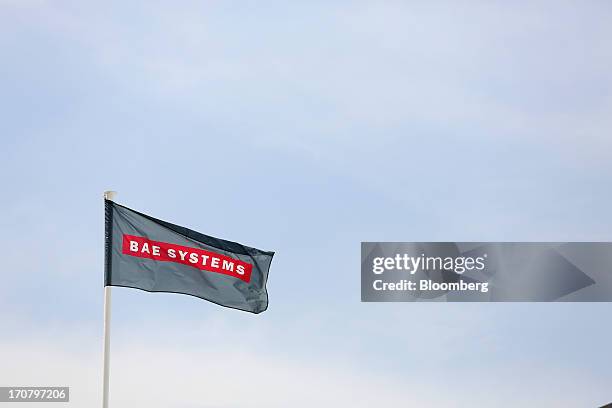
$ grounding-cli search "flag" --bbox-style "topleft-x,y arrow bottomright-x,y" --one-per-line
104,199 -> 274,313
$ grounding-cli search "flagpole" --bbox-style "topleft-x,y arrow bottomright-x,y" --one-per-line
102,191 -> 116,408
102,286 -> 112,408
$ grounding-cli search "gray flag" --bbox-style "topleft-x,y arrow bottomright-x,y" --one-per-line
104,200 -> 274,313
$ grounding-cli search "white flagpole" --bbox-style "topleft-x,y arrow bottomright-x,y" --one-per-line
102,191 -> 116,408
102,286 -> 112,408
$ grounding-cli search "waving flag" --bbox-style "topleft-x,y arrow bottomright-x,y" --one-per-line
104,199 -> 274,313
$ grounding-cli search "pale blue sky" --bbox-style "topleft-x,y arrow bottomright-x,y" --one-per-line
1,1 -> 612,407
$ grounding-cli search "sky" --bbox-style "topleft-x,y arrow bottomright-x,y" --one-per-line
1,1 -> 612,407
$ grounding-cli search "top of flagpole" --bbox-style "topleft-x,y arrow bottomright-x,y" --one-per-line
104,191 -> 117,201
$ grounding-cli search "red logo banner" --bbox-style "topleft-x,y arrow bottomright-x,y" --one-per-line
121,234 -> 253,283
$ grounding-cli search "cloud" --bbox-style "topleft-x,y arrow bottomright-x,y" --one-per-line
1,2 -> 612,407
2,1 -> 612,176
0,327 -> 608,408
4,1 -> 611,148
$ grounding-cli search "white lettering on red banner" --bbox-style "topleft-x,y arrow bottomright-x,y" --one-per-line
121,234 -> 253,283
